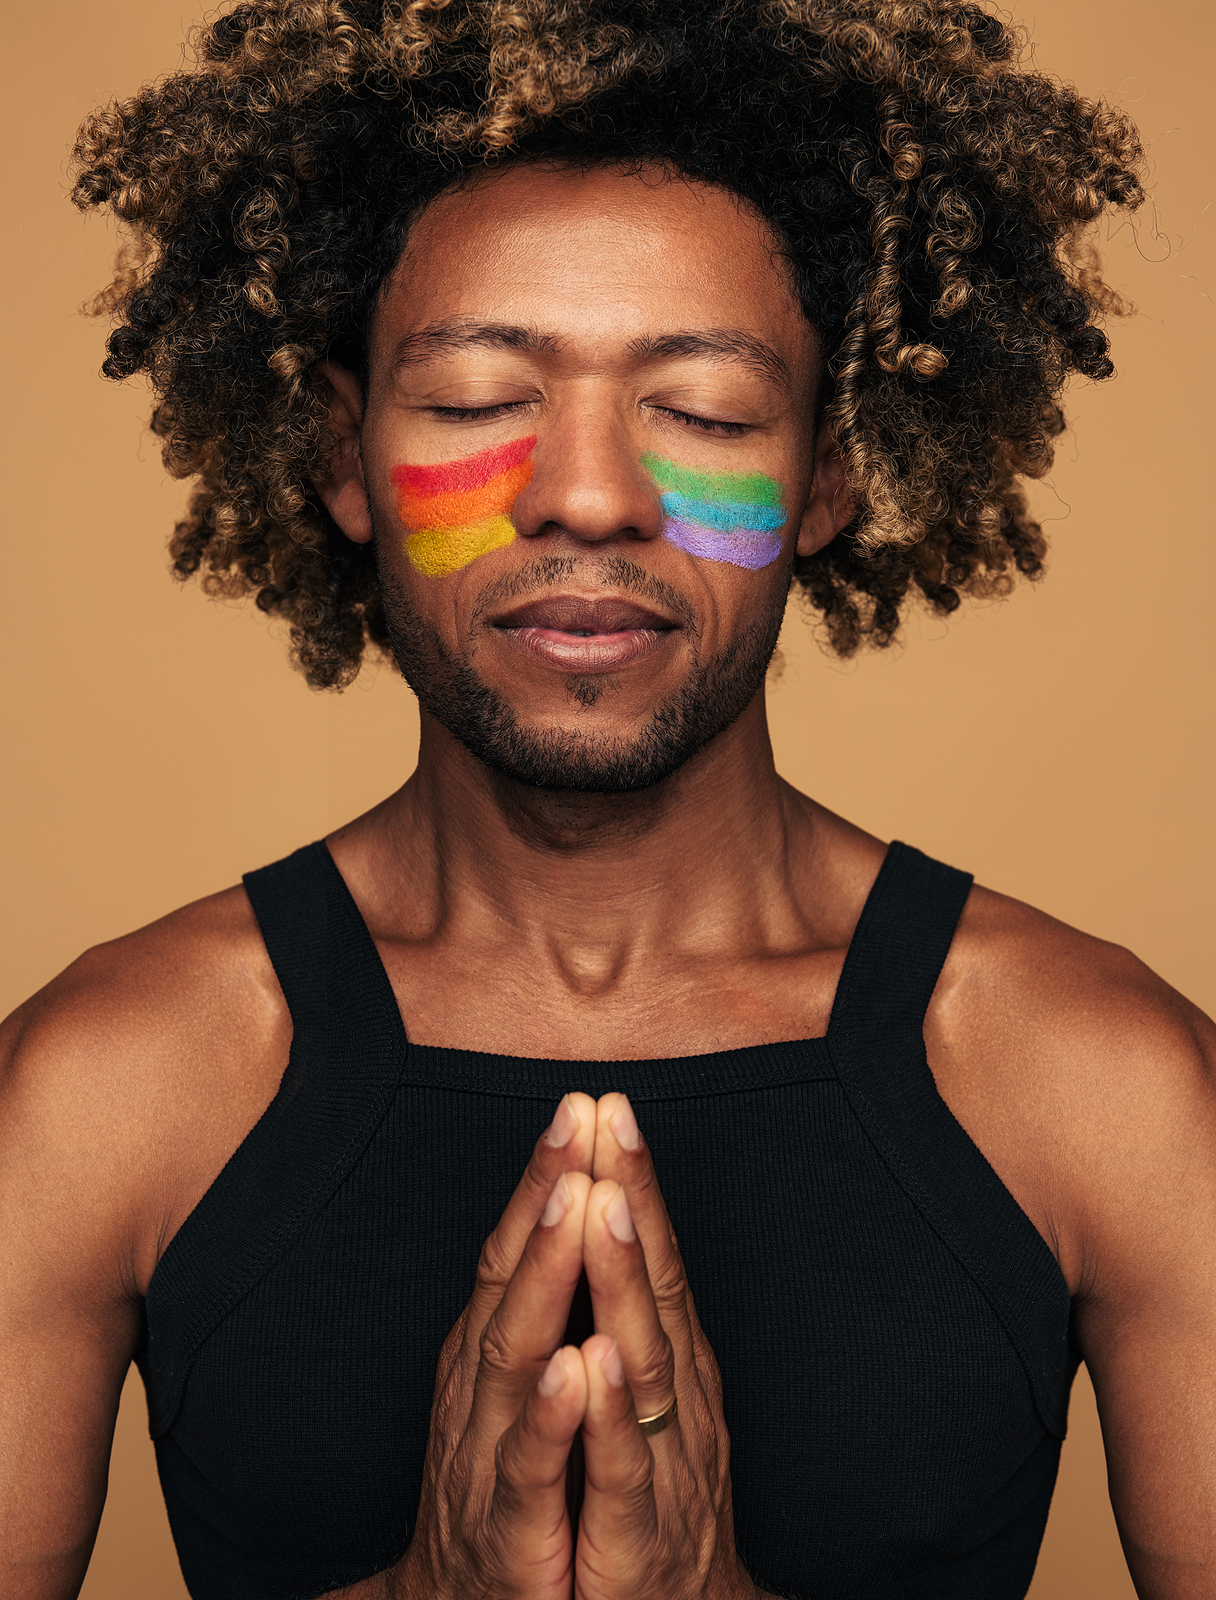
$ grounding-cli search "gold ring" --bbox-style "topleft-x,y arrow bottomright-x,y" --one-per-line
637,1395 -> 678,1437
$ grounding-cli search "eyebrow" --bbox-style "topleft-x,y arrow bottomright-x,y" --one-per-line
626,330 -> 789,390
390,320 -> 563,371
390,320 -> 788,390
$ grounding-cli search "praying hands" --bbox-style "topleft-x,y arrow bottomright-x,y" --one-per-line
377,1092 -> 769,1600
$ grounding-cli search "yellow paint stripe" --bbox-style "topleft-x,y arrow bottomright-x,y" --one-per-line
404,513 -> 517,577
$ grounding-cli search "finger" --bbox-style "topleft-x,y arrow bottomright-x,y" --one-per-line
577,1334 -> 659,1581
464,1169 -> 594,1462
490,1343 -> 588,1549
581,1179 -> 678,1426
465,1091 -> 598,1335
592,1095 -> 698,1369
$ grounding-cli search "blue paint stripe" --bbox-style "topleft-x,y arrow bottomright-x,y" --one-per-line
660,493 -> 785,533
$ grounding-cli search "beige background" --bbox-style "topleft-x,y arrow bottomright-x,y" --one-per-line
2,0 -> 1212,1595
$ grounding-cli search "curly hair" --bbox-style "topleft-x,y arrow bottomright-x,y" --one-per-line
71,0 -> 1145,689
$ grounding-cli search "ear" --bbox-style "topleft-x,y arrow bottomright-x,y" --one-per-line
796,422 -> 855,558
313,360 -> 373,544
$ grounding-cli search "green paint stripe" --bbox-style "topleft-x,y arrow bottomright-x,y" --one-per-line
641,453 -> 783,507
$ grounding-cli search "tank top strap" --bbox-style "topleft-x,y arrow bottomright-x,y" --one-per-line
242,841 -> 383,1039
240,840 -> 330,1038
826,840 -> 974,1049
240,838 -> 412,1066
826,841 -> 1073,1439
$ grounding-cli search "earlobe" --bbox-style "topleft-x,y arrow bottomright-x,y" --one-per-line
312,360 -> 374,545
795,425 -> 855,559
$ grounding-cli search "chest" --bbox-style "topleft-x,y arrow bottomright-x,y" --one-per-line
373,935 -> 849,1058
363,937 -> 1067,1277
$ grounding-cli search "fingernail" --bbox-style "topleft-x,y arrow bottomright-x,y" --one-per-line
539,1349 -> 566,1397
609,1096 -> 640,1151
541,1174 -> 571,1228
605,1185 -> 635,1243
599,1339 -> 625,1388
545,1094 -> 578,1149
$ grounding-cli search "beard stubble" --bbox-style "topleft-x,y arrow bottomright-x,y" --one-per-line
376,546 -> 789,795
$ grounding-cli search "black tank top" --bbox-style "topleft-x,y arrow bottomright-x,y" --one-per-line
139,840 -> 1075,1599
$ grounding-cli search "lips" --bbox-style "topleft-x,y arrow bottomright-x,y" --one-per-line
492,596 -> 676,634
490,594 -> 678,673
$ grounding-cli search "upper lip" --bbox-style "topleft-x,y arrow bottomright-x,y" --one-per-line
491,596 -> 678,633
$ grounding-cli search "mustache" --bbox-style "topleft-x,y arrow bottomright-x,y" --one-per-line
469,555 -> 700,637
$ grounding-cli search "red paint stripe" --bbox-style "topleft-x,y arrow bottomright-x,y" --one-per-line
391,435 -> 536,498
396,458 -> 533,530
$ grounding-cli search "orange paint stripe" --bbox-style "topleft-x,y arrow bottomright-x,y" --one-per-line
396,458 -> 533,530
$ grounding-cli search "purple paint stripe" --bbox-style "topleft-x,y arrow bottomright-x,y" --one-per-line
662,517 -> 783,570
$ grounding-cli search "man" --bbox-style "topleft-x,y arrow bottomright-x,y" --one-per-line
2,2 -> 1214,1597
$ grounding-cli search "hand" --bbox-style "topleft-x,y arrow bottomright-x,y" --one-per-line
572,1094 -> 758,1600
393,1093 -> 598,1600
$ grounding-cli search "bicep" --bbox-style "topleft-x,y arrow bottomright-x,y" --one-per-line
1081,1297 -> 1216,1597
0,1007 -> 146,1599
0,1319 -> 136,1599
1073,1009 -> 1216,1598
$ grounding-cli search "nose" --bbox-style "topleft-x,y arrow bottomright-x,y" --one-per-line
510,405 -> 664,549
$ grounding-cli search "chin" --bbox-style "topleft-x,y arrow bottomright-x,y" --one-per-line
456,721 -> 714,795
381,560 -> 785,796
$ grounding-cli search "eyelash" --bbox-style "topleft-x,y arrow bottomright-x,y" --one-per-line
656,406 -> 748,438
429,402 -> 524,421
429,402 -> 747,440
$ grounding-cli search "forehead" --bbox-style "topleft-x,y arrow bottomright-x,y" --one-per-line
372,163 -> 812,364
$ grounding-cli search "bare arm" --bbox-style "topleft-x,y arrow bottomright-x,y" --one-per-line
1070,985 -> 1216,1597
0,992 -> 146,1599
0,889 -> 289,1598
925,893 -> 1216,1597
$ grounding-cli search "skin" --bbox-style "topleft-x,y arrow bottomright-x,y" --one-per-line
1,163 -> 1215,1599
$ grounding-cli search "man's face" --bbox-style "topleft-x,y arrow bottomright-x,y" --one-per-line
352,162 -> 830,792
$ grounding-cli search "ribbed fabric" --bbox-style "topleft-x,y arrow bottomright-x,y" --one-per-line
141,840 -> 1075,1600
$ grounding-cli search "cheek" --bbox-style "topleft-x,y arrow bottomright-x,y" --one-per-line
661,506 -> 785,570
390,436 -> 535,577
642,454 -> 787,571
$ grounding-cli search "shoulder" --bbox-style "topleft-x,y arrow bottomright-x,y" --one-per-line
927,876 -> 1216,1297
941,878 -> 1212,1110
0,883 -> 290,1303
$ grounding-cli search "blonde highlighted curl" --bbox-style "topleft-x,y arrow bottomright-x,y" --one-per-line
72,0 -> 1144,688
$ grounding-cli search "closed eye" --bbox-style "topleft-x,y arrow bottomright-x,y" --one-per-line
428,402 -> 530,421
655,406 -> 748,438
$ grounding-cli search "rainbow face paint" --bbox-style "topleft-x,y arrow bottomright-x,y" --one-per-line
641,454 -> 786,570
390,435 -> 535,576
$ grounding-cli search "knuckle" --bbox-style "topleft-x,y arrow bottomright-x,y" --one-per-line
698,1342 -> 724,1397
430,1326 -> 476,1430
623,1443 -> 656,1498
478,1314 -> 521,1380
633,1330 -> 676,1395
611,1449 -> 657,1524
476,1229 -> 514,1294
431,1370 -> 469,1440
650,1258 -> 690,1317
435,1314 -> 467,1376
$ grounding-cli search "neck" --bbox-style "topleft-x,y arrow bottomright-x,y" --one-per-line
351,692 -> 818,976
